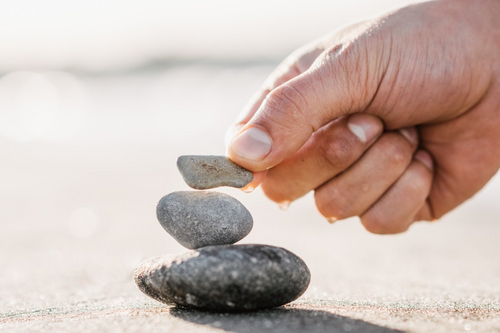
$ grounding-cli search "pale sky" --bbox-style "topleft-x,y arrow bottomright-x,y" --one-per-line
0,0 -> 421,144
0,0 -> 418,72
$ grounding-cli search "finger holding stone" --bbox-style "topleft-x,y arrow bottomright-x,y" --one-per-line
227,25 -> 370,137
239,170 -> 268,193
359,150 -> 434,234
224,40 -> 332,168
261,114 -> 383,204
315,127 -> 418,221
230,41 -> 329,130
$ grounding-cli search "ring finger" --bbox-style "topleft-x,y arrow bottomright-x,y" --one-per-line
314,127 -> 418,221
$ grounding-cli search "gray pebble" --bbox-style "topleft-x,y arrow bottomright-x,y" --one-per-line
177,155 -> 253,189
134,244 -> 311,311
157,191 -> 253,249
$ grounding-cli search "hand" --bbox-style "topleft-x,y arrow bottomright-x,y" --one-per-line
226,0 -> 500,234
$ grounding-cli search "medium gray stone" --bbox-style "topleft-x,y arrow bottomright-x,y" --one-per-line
177,155 -> 253,189
134,244 -> 311,311
157,191 -> 253,249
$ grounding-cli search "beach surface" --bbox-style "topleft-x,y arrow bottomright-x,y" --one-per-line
1,65 -> 499,332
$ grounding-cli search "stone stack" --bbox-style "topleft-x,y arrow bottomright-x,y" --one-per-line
134,155 -> 310,312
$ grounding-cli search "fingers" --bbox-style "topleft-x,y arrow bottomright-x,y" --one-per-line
237,45 -> 326,125
239,170 -> 267,193
224,41 -> 328,145
360,150 -> 434,234
315,127 -> 419,221
225,21 -> 372,145
224,41 -> 332,191
228,41 -> 382,172
261,114 -> 384,203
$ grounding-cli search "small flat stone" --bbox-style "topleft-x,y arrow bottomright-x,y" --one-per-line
177,155 -> 253,189
134,244 -> 311,311
157,191 -> 253,249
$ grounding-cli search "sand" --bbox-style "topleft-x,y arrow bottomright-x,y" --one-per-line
0,64 -> 499,332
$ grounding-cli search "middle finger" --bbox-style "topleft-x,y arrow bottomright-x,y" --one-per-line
261,113 -> 383,204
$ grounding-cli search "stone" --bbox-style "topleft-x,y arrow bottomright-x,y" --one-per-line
134,244 -> 311,311
157,191 -> 253,249
177,155 -> 253,189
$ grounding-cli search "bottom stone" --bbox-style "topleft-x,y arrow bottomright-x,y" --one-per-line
134,244 -> 311,311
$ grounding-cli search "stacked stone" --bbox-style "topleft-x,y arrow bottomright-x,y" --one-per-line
134,155 -> 310,312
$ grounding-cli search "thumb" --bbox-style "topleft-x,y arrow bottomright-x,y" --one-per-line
227,42 -> 382,172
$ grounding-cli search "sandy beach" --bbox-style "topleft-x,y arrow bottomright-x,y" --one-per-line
0,65 -> 499,332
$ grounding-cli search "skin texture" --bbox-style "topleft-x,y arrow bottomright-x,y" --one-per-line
226,0 -> 500,234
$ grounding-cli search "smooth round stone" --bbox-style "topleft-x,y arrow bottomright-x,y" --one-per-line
177,155 -> 253,190
134,244 -> 311,311
157,191 -> 253,249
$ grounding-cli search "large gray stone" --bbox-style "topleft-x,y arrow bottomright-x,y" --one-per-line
157,191 -> 253,249
134,244 -> 311,311
177,155 -> 253,189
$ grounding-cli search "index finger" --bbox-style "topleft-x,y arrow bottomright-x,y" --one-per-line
227,40 -> 382,172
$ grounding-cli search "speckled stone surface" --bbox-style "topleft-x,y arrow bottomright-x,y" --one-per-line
157,191 -> 253,249
134,244 -> 311,311
177,155 -> 253,189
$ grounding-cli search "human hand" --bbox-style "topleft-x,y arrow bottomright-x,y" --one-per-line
226,0 -> 500,234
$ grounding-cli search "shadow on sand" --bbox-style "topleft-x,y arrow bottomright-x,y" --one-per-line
170,306 -> 404,333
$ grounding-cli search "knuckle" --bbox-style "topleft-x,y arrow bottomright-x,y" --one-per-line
383,136 -> 413,167
266,84 -> 309,125
408,176 -> 430,197
321,40 -> 374,110
320,137 -> 354,171
323,44 -> 345,61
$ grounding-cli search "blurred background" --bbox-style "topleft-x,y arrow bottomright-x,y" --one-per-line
1,1 -> 500,331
